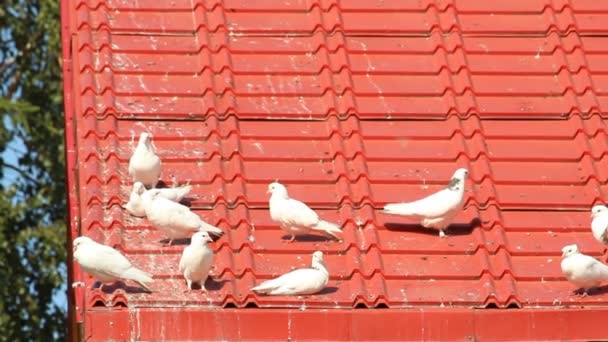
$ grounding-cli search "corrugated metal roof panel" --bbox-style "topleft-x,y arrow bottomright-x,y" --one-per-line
64,0 -> 608,340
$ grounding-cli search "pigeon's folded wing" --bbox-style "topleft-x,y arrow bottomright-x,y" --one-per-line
178,249 -> 188,273
159,185 -> 192,202
384,189 -> 455,218
280,199 -> 320,227
88,245 -> 136,279
252,268 -> 320,293
588,258 -> 608,280
159,199 -> 199,224
592,215 -> 608,243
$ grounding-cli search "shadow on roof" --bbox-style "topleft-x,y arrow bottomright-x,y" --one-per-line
281,234 -> 336,243
95,281 -> 151,294
159,237 -> 191,246
383,217 -> 481,237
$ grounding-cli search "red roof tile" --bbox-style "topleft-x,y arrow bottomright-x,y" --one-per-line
63,0 -> 608,340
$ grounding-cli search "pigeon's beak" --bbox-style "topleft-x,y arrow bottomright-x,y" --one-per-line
266,189 -> 271,194
561,251 -> 566,257
591,212 -> 595,218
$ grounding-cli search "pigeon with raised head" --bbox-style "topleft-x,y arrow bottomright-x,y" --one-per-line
179,231 -> 214,291
561,244 -> 608,295
73,236 -> 153,292
125,181 -> 192,218
128,132 -> 161,188
591,205 -> 608,245
251,251 -> 329,296
381,168 -> 469,238
268,182 -> 342,243
142,189 -> 224,244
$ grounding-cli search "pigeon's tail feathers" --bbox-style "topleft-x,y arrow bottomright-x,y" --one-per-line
179,184 -> 193,196
267,287 -> 294,296
592,226 -> 608,245
199,222 -> 224,239
173,185 -> 193,201
135,280 -> 153,292
600,228 -> 608,245
382,202 -> 417,216
598,262 -> 608,280
124,267 -> 153,291
312,220 -> 343,241
251,279 -> 282,294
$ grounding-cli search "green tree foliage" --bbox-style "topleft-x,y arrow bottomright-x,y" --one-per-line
0,0 -> 66,339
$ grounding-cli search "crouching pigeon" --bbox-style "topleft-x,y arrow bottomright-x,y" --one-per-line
73,236 -> 153,292
561,244 -> 608,295
251,251 -> 329,296
142,188 -> 224,244
125,181 -> 192,217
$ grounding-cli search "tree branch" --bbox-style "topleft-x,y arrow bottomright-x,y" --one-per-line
2,162 -> 41,186
0,56 -> 17,76
6,145 -> 26,156
1,28 -> 44,99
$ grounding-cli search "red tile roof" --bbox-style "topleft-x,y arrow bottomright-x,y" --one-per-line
64,0 -> 608,340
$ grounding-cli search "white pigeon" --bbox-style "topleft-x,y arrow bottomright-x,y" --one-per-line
381,168 -> 469,238
268,182 -> 343,243
128,132 -> 161,188
125,181 -> 192,218
561,244 -> 608,295
142,189 -> 224,244
72,236 -> 153,292
251,251 -> 329,296
179,231 -> 214,291
591,205 -> 608,245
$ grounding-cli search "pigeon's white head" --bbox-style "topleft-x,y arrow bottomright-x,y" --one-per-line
311,251 -> 328,273
267,181 -> 288,198
447,168 -> 469,191
191,231 -> 212,245
561,244 -> 580,258
453,168 -> 469,180
73,236 -> 94,253
311,251 -> 324,265
591,205 -> 608,218
132,182 -> 146,195
138,132 -> 152,148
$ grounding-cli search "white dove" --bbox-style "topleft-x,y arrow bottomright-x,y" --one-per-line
591,205 -> 608,245
179,231 -> 214,291
128,132 -> 161,188
72,236 -> 153,292
125,181 -> 192,218
561,244 -> 608,295
251,251 -> 329,296
268,182 -> 343,243
142,189 -> 224,244
381,168 -> 469,238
